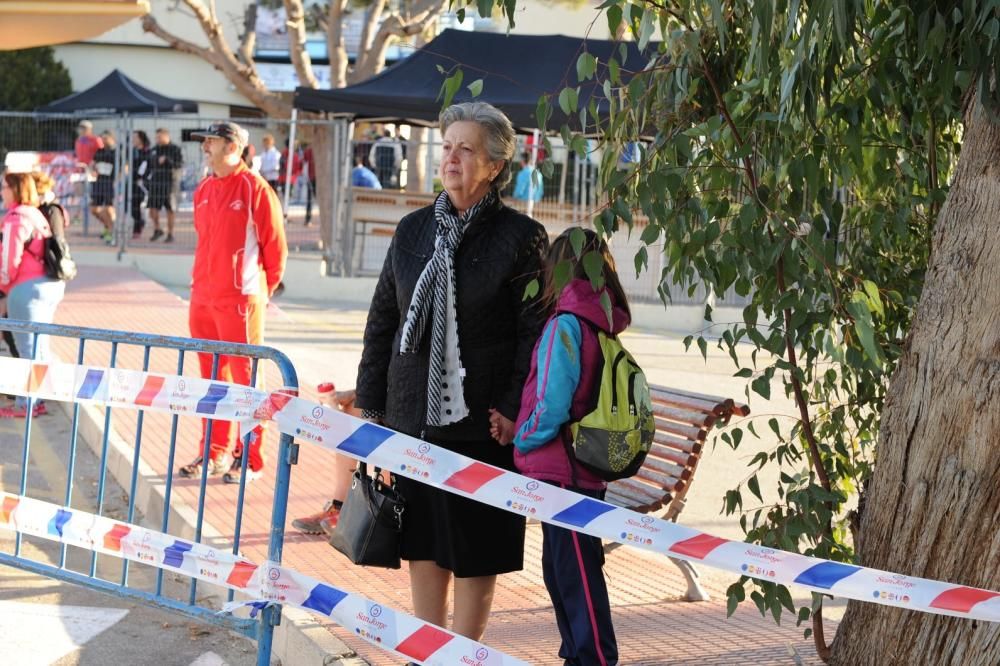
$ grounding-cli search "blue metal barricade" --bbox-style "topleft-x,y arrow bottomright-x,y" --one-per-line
0,319 -> 298,666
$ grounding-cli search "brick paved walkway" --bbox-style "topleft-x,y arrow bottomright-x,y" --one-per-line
46,264 -> 825,665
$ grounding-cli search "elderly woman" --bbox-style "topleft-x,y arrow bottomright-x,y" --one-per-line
355,102 -> 548,639
0,172 -> 65,418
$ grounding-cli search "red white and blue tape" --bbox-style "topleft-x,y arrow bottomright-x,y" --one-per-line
0,491 -> 525,666
2,357 -> 999,624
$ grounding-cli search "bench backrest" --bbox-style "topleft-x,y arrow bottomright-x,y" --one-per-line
335,383 -> 747,522
604,385 -> 749,519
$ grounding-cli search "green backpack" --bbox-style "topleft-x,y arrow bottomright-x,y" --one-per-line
566,326 -> 655,481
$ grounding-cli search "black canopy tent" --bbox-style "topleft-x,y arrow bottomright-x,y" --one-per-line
37,69 -> 197,115
293,30 -> 652,130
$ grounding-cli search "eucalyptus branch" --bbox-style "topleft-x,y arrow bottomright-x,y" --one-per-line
696,27 -> 833,663
284,0 -> 319,88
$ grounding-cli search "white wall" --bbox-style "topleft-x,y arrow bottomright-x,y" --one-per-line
89,0 -> 247,49
52,42 -> 253,109
505,0 -> 609,39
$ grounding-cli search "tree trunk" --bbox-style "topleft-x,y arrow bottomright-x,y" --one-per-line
830,92 -> 1000,664
306,123 -> 337,273
406,126 -> 428,192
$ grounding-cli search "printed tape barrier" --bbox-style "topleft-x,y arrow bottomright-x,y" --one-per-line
2,357 -> 999,624
0,491 -> 526,666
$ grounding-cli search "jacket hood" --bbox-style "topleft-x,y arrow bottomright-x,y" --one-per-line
556,278 -> 630,335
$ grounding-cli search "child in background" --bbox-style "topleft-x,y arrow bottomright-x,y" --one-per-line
510,228 -> 627,666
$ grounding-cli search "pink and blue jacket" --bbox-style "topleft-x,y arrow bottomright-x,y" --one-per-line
513,278 -> 631,489
1,204 -> 50,293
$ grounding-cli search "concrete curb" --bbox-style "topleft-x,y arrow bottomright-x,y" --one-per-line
55,399 -> 367,666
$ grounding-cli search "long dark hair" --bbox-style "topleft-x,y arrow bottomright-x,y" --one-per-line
133,130 -> 150,149
541,227 -> 631,319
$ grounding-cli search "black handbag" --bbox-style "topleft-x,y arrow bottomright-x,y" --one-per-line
328,463 -> 405,569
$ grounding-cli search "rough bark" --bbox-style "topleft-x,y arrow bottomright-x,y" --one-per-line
283,0 -> 319,88
326,0 -> 350,89
349,0 -> 447,83
304,123 -> 337,272
141,3 -> 288,118
406,126 -> 429,192
830,92 -> 1000,665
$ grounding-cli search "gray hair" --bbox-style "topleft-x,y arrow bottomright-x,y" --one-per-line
439,102 -> 517,190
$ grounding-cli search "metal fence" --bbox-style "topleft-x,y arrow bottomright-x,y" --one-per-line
0,110 -> 748,306
0,319 -> 299,666
0,111 -> 333,255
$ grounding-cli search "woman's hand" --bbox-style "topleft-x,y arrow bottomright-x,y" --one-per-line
488,408 -> 516,446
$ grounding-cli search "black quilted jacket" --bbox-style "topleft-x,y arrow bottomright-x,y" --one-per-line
355,196 -> 549,441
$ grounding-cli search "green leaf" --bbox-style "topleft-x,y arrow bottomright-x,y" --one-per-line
847,296 -> 882,366
607,4 -> 623,38
439,68 -> 464,108
726,591 -> 739,617
522,278 -> 539,301
535,95 -> 551,129
467,79 -> 484,98
862,280 -> 884,318
570,227 -> 586,258
576,52 -> 598,82
637,6 -> 655,51
709,0 -> 726,51
634,245 -> 648,277
751,375 -> 771,400
599,290 -> 614,327
608,56 -> 621,85
582,250 -> 605,287
558,86 -> 580,115
553,259 -> 572,291
776,585 -> 796,613
747,475 -> 763,502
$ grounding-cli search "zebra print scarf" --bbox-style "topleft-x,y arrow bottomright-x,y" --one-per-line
399,189 -> 496,426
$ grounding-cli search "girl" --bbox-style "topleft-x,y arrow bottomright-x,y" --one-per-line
0,172 -> 65,418
511,227 -> 628,666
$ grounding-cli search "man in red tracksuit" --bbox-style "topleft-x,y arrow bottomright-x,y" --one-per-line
178,122 -> 287,484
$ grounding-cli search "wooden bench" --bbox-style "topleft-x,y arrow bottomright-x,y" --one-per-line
603,385 -> 750,601
330,383 -> 747,601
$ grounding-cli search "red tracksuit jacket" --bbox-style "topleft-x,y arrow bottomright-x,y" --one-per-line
191,162 -> 287,305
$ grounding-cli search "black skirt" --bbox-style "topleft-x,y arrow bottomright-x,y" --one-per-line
394,436 -> 526,578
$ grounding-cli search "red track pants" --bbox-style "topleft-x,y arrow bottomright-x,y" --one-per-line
189,300 -> 266,471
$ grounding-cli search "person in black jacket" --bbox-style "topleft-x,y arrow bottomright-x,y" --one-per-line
355,102 -> 548,640
148,128 -> 183,242
130,130 -> 151,238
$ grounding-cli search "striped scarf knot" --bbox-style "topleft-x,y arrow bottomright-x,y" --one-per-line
400,190 -> 497,426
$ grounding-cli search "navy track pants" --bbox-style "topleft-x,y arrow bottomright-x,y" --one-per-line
541,486 -> 619,665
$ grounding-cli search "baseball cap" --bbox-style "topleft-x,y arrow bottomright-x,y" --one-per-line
77,120 -> 93,129
191,121 -> 249,146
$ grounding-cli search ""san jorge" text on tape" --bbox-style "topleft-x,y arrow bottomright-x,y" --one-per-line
0,491 -> 524,666
2,356 -> 998,623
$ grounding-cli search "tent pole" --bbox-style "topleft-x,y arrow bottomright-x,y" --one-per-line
558,142 -> 568,207
341,119 -> 356,277
424,127 -> 436,193
328,118 -> 342,275
119,114 -> 132,261
526,128 -> 540,218
573,153 -> 581,221
283,108 -> 299,218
